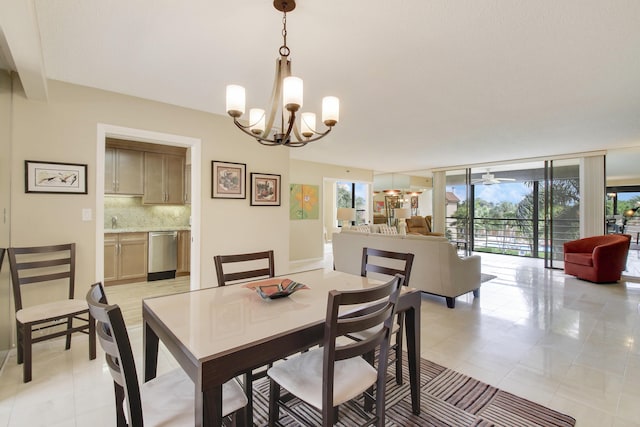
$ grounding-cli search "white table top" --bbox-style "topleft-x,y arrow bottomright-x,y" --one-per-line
143,268 -> 388,362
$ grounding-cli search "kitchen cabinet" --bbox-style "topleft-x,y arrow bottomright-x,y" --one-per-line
104,232 -> 148,285
104,147 -> 144,195
177,230 -> 191,276
143,152 -> 185,204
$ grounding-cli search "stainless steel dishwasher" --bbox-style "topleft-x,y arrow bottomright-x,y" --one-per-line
148,231 -> 178,281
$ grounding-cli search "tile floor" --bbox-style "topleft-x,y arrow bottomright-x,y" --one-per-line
1,249 -> 640,426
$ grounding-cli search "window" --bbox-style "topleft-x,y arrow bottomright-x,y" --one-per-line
336,181 -> 370,225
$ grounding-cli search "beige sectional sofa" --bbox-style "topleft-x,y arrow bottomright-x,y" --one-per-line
332,229 -> 481,308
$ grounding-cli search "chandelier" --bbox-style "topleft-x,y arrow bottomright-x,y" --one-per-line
225,0 -> 339,147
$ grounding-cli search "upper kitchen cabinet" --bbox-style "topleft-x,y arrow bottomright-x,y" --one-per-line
104,147 -> 144,195
143,152 -> 185,204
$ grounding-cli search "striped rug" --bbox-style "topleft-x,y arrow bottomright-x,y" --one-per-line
250,354 -> 576,426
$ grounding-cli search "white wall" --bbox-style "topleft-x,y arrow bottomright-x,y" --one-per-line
9,78 -> 291,297
289,160 -> 372,261
0,70 -> 12,355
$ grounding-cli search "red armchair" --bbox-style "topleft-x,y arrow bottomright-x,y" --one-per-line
563,234 -> 631,283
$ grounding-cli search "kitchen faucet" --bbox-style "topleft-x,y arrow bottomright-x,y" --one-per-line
111,216 -> 118,229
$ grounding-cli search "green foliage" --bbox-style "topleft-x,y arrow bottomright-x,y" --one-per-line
449,178 -> 581,255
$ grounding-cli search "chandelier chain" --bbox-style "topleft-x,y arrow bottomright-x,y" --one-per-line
280,11 -> 290,57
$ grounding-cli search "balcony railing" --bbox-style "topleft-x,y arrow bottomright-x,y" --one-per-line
445,217 -> 580,258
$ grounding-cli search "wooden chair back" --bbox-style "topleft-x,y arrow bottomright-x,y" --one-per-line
8,243 -> 76,312
322,274 -> 403,423
86,282 -> 143,427
361,247 -> 414,287
214,250 -> 275,286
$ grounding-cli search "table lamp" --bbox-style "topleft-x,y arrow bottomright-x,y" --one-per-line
337,207 -> 356,230
394,207 -> 411,235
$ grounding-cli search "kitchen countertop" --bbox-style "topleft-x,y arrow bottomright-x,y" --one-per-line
105,226 -> 191,234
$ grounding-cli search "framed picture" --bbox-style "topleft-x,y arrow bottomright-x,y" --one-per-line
385,195 -> 400,222
212,161 -> 246,199
251,173 -> 281,206
411,196 -> 419,216
25,160 -> 87,194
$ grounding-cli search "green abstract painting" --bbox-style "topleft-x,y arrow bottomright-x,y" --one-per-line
290,184 -> 319,220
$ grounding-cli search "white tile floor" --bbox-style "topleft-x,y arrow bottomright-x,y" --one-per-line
1,250 -> 640,426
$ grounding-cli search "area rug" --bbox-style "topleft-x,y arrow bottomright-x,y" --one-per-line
481,273 -> 497,283
250,354 -> 575,426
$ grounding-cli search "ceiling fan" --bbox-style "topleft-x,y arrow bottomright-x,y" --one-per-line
471,171 -> 516,185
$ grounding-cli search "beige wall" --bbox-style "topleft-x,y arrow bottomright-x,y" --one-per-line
289,160 -> 372,261
9,78 -> 291,299
0,70 -> 11,354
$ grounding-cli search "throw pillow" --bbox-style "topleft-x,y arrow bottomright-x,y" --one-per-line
353,225 -> 370,233
379,224 -> 398,235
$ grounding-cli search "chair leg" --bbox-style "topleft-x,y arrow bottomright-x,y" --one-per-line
363,351 -> 375,413
16,321 -> 23,364
89,314 -> 97,360
65,316 -> 73,350
114,383 -> 128,427
395,314 -> 405,385
268,379 -> 280,427
23,324 -> 32,383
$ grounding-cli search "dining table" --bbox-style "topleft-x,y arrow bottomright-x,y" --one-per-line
143,268 -> 422,427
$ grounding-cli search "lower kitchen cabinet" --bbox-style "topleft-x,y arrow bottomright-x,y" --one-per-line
177,230 -> 191,276
104,232 -> 148,285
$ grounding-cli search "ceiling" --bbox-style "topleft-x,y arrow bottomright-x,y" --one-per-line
1,0 -> 640,175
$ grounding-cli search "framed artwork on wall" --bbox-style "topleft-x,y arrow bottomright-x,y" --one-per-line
290,184 -> 319,219
212,160 -> 246,199
25,160 -> 87,194
411,196 -> 419,216
385,195 -> 400,223
251,173 -> 281,206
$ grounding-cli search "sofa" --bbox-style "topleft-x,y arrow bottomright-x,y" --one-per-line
405,215 -> 444,236
563,234 -> 631,283
332,229 -> 481,308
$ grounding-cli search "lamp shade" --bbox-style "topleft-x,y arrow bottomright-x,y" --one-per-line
283,76 -> 303,112
249,108 -> 266,135
394,208 -> 411,219
226,84 -> 245,117
337,207 -> 356,221
322,96 -> 339,126
301,112 -> 316,137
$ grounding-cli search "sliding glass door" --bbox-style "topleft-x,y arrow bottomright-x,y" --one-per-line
445,169 -> 472,255
543,159 -> 580,269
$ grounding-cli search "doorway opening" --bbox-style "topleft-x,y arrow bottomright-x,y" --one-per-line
96,124 -> 202,291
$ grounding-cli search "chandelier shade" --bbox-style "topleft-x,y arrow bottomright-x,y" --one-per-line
225,0 -> 339,147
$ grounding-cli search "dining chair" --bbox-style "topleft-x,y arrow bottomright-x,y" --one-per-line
214,250 -> 275,286
350,247 -> 414,385
214,249 -> 275,422
86,282 -> 248,427
267,274 -> 403,427
7,243 -> 96,382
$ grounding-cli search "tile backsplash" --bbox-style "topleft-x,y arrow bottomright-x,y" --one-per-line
104,196 -> 190,229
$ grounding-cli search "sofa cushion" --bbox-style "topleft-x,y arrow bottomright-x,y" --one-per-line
404,233 -> 448,242
352,225 -> 371,233
564,252 -> 593,267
